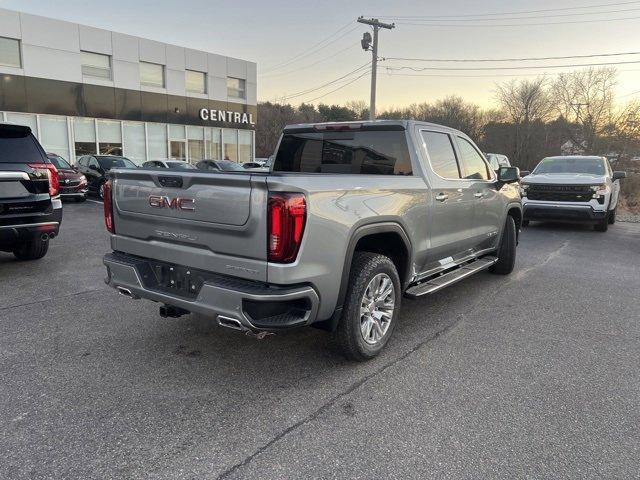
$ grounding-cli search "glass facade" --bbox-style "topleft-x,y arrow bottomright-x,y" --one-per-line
1,111 -> 254,165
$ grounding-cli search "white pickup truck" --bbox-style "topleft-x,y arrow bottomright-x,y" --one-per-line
520,155 -> 626,232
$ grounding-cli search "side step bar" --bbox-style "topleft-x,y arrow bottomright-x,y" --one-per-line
405,256 -> 498,298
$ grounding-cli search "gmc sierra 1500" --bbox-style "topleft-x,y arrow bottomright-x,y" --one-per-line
103,120 -> 522,360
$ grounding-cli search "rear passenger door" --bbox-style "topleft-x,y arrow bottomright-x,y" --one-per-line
419,129 -> 479,268
455,136 -> 501,250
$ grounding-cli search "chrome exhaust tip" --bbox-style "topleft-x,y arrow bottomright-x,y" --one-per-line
217,315 -> 245,331
116,286 -> 134,298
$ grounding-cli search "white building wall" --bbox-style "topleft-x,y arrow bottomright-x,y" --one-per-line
0,7 -> 257,106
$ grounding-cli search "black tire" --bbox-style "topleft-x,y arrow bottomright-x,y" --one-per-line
334,252 -> 402,361
595,216 -> 609,232
522,219 -> 530,227
98,182 -> 106,200
490,215 -> 516,275
75,196 -> 87,203
13,239 -> 49,261
608,208 -> 616,224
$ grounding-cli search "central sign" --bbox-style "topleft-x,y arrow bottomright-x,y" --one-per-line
199,108 -> 255,125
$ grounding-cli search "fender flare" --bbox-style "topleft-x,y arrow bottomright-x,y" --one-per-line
330,222 -> 412,319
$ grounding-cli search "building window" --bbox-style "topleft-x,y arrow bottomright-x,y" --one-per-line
147,123 -> 167,159
81,51 -> 112,80
97,120 -> 122,155
0,37 -> 21,68
187,126 -> 204,163
169,124 -> 186,161
6,113 -> 37,136
40,116 -> 70,160
140,61 -> 165,88
223,129 -> 238,162
238,130 -> 253,163
227,77 -> 246,99
73,117 -> 97,157
186,70 -> 206,94
123,122 -> 146,164
206,128 -> 222,159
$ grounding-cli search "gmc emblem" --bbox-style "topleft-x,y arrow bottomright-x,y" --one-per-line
148,195 -> 196,211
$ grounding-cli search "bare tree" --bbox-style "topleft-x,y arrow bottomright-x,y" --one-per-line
494,77 -> 553,166
344,100 -> 369,120
552,67 -> 617,153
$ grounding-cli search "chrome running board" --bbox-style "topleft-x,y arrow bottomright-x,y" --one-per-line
405,256 -> 498,298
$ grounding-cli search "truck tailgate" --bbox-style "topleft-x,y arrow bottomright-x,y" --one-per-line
110,169 -> 268,282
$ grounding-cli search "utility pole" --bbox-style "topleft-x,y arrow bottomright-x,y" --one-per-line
358,17 -> 394,120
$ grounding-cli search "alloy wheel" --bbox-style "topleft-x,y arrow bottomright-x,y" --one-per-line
359,273 -> 395,345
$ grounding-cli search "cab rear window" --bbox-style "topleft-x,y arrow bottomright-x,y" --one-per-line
0,126 -> 46,164
274,130 -> 413,175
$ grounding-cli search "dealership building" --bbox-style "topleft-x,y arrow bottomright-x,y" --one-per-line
0,8 -> 257,165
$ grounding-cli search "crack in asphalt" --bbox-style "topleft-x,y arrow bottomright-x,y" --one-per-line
0,288 -> 104,312
216,317 -> 463,480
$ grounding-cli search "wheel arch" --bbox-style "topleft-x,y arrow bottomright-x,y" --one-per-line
315,222 -> 412,332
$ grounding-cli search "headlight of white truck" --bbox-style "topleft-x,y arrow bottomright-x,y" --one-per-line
591,184 -> 610,197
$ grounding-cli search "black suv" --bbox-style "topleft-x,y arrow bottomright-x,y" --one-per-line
0,123 -> 62,260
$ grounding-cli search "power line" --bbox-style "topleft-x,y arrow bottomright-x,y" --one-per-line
368,0 -> 640,19
380,6 -> 640,22
395,15 -> 640,27
260,43 -> 359,79
383,68 -> 640,78
384,51 -> 640,63
260,22 -> 357,74
302,70 -> 371,103
385,59 -> 640,72
280,62 -> 370,100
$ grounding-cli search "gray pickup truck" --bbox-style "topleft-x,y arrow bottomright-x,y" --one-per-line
103,120 -> 522,360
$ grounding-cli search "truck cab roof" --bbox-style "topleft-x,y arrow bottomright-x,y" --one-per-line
283,120 -> 468,137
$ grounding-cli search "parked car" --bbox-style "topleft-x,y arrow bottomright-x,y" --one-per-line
0,123 -> 61,260
486,153 -> 511,171
46,153 -> 88,202
102,120 -> 522,360
195,159 -> 245,172
521,155 -> 626,231
77,155 -> 137,199
142,160 -> 197,170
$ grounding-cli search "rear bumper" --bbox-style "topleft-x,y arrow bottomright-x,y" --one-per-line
0,201 -> 62,246
523,202 -> 606,223
103,252 -> 320,332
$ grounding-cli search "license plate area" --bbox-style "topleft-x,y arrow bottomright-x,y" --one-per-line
148,261 -> 205,299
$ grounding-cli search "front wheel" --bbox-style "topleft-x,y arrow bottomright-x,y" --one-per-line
490,215 -> 516,275
595,216 -> 609,232
334,252 -> 401,361
608,208 -> 616,225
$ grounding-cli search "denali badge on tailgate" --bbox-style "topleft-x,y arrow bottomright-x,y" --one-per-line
148,195 -> 196,211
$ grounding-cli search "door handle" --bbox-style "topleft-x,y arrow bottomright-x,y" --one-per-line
474,192 -> 484,198
435,193 -> 449,202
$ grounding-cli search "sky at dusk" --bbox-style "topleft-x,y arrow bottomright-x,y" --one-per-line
3,0 -> 640,109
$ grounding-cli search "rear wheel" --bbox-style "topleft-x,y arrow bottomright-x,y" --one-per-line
334,252 -> 401,361
490,215 -> 516,275
13,238 -> 49,261
75,196 -> 87,203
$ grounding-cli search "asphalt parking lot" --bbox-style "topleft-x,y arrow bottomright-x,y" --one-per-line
1,200 -> 639,479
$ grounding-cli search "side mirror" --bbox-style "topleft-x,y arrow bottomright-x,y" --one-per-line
519,170 -> 530,177
612,171 -> 627,181
497,166 -> 519,184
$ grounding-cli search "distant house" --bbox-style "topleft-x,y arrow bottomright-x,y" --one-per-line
561,140 -> 587,155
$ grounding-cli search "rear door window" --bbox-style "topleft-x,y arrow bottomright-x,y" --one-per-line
0,128 -> 46,164
421,131 -> 461,179
274,130 -> 412,175
457,137 -> 491,180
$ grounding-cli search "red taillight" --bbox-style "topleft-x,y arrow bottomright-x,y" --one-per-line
29,163 -> 59,197
103,180 -> 115,233
268,193 -> 306,263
